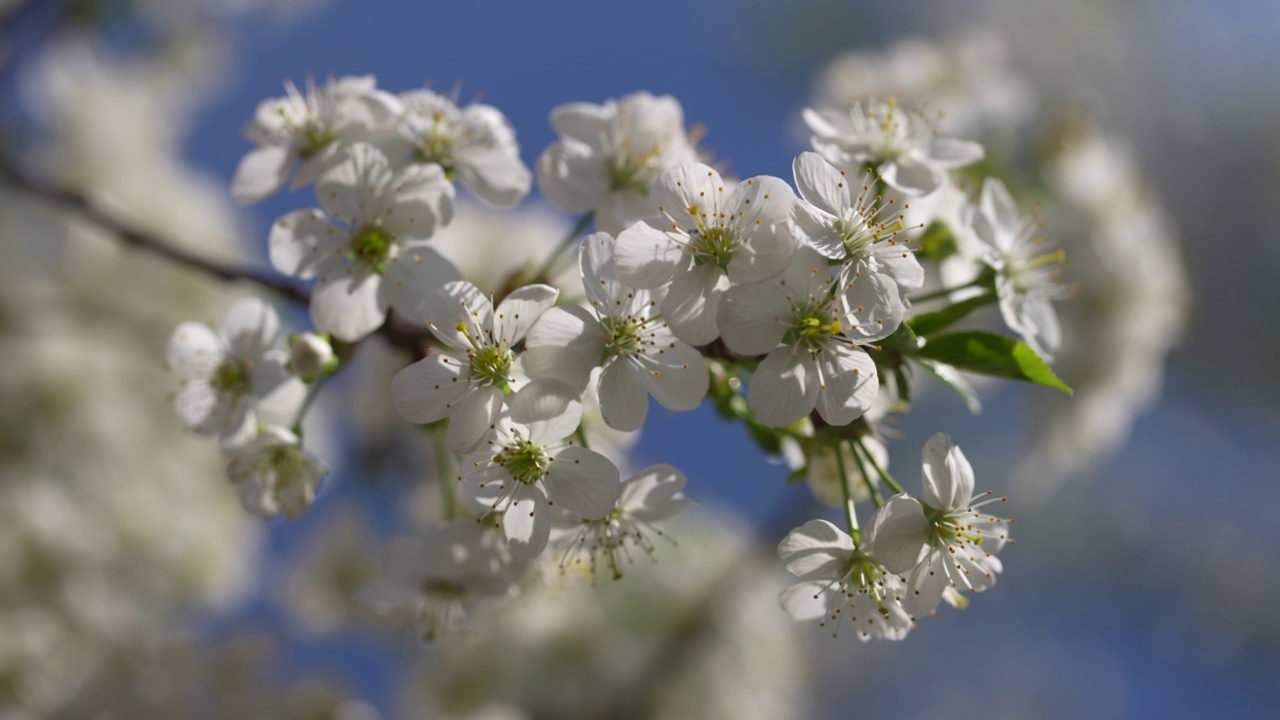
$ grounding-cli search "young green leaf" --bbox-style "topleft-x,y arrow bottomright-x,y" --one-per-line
915,331 -> 1073,394
906,292 -> 996,337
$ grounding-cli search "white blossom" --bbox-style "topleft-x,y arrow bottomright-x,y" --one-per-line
536,91 -> 701,234
962,177 -> 1069,360
391,281 -> 558,453
232,75 -> 402,204
776,519 -> 912,641
864,433 -> 1010,616
384,89 -> 532,208
166,297 -> 306,444
524,232 -> 708,431
614,164 -> 797,345
268,142 -> 461,342
459,382 -> 621,560
790,151 -> 923,304
360,522 -> 518,641
549,463 -> 693,580
803,98 -> 983,197
718,247 -> 902,427
225,425 -> 327,519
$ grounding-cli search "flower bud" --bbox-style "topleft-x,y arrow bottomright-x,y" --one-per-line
288,332 -> 335,381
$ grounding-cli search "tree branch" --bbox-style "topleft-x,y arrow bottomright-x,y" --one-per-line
0,160 -> 443,359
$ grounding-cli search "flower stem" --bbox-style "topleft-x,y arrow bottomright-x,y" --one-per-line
834,440 -> 861,544
289,374 -> 330,437
429,423 -> 459,521
855,437 -> 904,495
848,441 -> 883,508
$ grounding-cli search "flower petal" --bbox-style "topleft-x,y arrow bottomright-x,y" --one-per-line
508,380 -> 582,443
504,484 -> 551,560
544,446 -> 621,520
777,519 -> 854,579
793,151 -> 848,217
447,385 -> 504,454
493,284 -> 559,347
661,262 -> 728,346
718,282 -> 789,356
619,464 -> 692,523
219,297 -> 281,360
779,580 -> 839,622
614,217 -> 685,289
921,433 -> 974,511
748,349 -> 819,428
231,145 -> 292,205
865,494 -> 930,574
598,358 -> 649,431
380,163 -> 455,240
379,246 -> 463,324
458,146 -> 532,209
167,322 -> 223,380
310,274 -> 386,342
269,208 -> 346,280
390,353 -> 471,424
814,345 -> 878,426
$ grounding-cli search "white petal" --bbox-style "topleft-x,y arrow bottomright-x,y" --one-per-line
792,151 -> 848,217
748,349 -> 819,428
921,433 -> 974,511
219,297 -> 281,360
779,580 -> 839,622
493,284 -> 559,347
544,446 -> 621,520
865,494 -> 929,574
579,231 -> 621,310
727,174 -> 795,228
231,145 -> 292,205
598,358 -> 649,431
167,322 -> 223,380
662,262 -> 728,346
776,518 -> 854,579
619,464 -> 692,523
504,484 -> 550,560
549,102 -> 610,149
421,280 -> 491,349
727,219 -> 796,285
814,345 -> 878,426
635,342 -> 707,412
718,280 -> 789,356
458,147 -> 532,209
871,242 -> 926,292
789,200 -> 845,260
310,274 -> 386,342
269,208 -> 345,280
447,386 -> 504,454
250,354 -> 305,422
379,246 -> 463,324
907,551 -> 949,616
508,380 -> 582,443
613,217 -> 684,289
390,353 -> 471,424
596,189 -> 655,236
924,137 -> 984,169
880,157 -> 944,197
840,265 -> 904,343
316,143 -> 391,225
651,163 -> 724,227
535,141 -> 607,215
381,163 -> 455,240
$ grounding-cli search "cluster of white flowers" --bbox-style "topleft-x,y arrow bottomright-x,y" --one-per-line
156,67 -> 1082,645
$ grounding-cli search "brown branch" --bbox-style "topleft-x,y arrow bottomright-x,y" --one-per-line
0,160 -> 437,358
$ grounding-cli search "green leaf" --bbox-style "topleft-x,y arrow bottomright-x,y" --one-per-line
906,292 -> 997,337
914,221 -> 957,261
915,331 -> 1073,395
914,358 -> 983,414
878,321 -> 920,355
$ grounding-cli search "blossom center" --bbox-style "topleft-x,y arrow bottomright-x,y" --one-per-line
467,343 -> 514,388
691,225 -> 735,270
841,550 -> 893,617
610,146 -> 661,194
416,129 -> 457,180
785,302 -> 842,351
211,359 -> 252,395
600,315 -> 646,359
493,438 -> 549,484
349,224 -> 396,274
296,124 -> 337,160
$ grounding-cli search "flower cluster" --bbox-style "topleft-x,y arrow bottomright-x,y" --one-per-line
164,75 -> 1073,642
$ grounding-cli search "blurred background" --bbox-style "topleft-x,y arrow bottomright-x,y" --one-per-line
1,0 -> 1277,718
